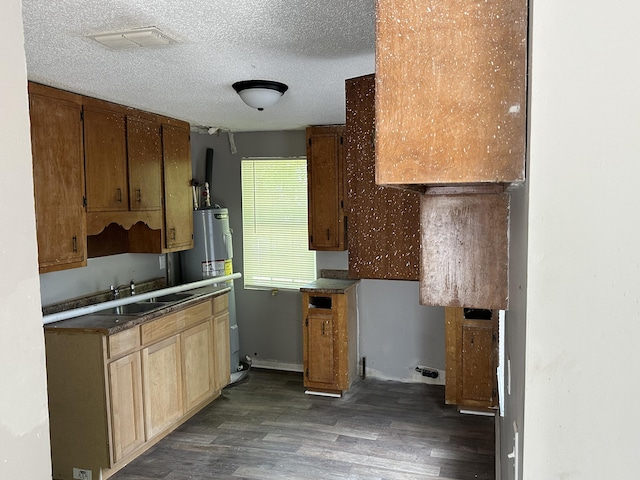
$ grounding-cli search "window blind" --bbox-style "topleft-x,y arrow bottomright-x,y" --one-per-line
241,158 -> 316,290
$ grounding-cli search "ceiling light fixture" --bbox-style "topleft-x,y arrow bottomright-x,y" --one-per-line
232,80 -> 288,111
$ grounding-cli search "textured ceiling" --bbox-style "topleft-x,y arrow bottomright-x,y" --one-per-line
22,0 -> 375,132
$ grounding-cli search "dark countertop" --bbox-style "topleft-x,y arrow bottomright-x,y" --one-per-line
44,285 -> 231,335
300,278 -> 359,294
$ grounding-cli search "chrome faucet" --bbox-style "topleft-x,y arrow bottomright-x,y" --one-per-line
110,285 -> 120,300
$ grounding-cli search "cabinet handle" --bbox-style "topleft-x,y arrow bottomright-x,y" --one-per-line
171,228 -> 177,241
116,188 -> 122,202
326,228 -> 330,240
72,236 -> 77,253
136,188 -> 141,202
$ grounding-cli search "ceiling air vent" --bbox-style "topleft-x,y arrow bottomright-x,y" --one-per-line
87,27 -> 179,49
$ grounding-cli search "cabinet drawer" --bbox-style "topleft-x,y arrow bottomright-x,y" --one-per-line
141,301 -> 211,345
213,294 -> 228,316
108,327 -> 140,359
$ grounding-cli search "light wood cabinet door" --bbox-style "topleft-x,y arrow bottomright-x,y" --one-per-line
141,335 -> 183,439
127,116 -> 163,212
162,123 -> 193,250
213,311 -> 231,392
181,321 -> 215,412
307,125 -> 346,251
84,105 -> 128,212
345,74 -> 420,280
306,310 -> 335,385
28,84 -> 87,273
375,0 -> 527,187
108,352 -> 144,463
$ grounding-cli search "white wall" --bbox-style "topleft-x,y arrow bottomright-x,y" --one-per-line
520,0 -> 640,478
0,1 -> 52,477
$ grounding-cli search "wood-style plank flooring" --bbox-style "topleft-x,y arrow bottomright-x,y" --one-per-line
111,369 -> 494,480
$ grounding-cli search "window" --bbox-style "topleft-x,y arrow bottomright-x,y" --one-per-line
241,158 -> 316,290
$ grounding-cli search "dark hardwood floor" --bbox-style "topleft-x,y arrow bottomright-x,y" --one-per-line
111,369 -> 494,480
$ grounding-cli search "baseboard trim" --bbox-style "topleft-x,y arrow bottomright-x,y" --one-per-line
252,359 -> 303,372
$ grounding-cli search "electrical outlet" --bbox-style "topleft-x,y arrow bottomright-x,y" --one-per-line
73,468 -> 92,480
413,365 -> 445,385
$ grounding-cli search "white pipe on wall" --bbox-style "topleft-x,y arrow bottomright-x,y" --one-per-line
42,273 -> 242,324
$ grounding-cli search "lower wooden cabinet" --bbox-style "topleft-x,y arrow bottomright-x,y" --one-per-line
301,279 -> 358,395
445,307 -> 498,411
108,353 -> 144,463
181,321 -> 215,412
44,294 -> 229,480
142,335 -> 184,439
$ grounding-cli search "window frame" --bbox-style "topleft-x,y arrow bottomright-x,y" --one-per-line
240,157 -> 316,291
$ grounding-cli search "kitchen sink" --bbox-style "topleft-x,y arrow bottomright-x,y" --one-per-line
152,292 -> 195,302
99,302 -> 166,315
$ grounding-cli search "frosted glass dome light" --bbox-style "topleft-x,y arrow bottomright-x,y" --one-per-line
232,80 -> 288,111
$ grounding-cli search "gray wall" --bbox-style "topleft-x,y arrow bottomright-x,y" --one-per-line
40,253 -> 165,306
190,130 -> 445,380
36,127 -> 446,381
500,182 -> 528,480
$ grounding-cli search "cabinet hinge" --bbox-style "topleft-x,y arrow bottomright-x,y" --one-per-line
305,317 -> 308,327
305,368 -> 309,377
308,138 -> 312,146
340,136 -> 344,145
492,332 -> 498,342
80,110 -> 84,121
309,234 -> 313,244
82,196 -> 87,208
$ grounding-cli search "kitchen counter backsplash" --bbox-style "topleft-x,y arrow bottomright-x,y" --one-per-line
42,277 -> 166,315
319,269 -> 350,280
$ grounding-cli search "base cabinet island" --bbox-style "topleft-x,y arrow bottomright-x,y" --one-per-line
44,288 -> 230,480
301,278 -> 359,396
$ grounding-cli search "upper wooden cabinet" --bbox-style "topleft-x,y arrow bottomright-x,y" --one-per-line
162,122 -> 194,251
306,125 -> 346,251
127,116 -> 163,212
375,0 -> 527,188
84,98 -> 164,219
28,83 -> 87,273
83,102 -> 128,212
345,74 -> 420,280
28,83 -> 194,265
420,192 -> 509,309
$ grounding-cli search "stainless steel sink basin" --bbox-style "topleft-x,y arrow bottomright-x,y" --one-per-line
99,302 -> 166,315
139,292 -> 195,303
154,292 -> 194,302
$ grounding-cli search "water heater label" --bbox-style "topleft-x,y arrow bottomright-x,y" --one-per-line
202,260 -> 226,277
